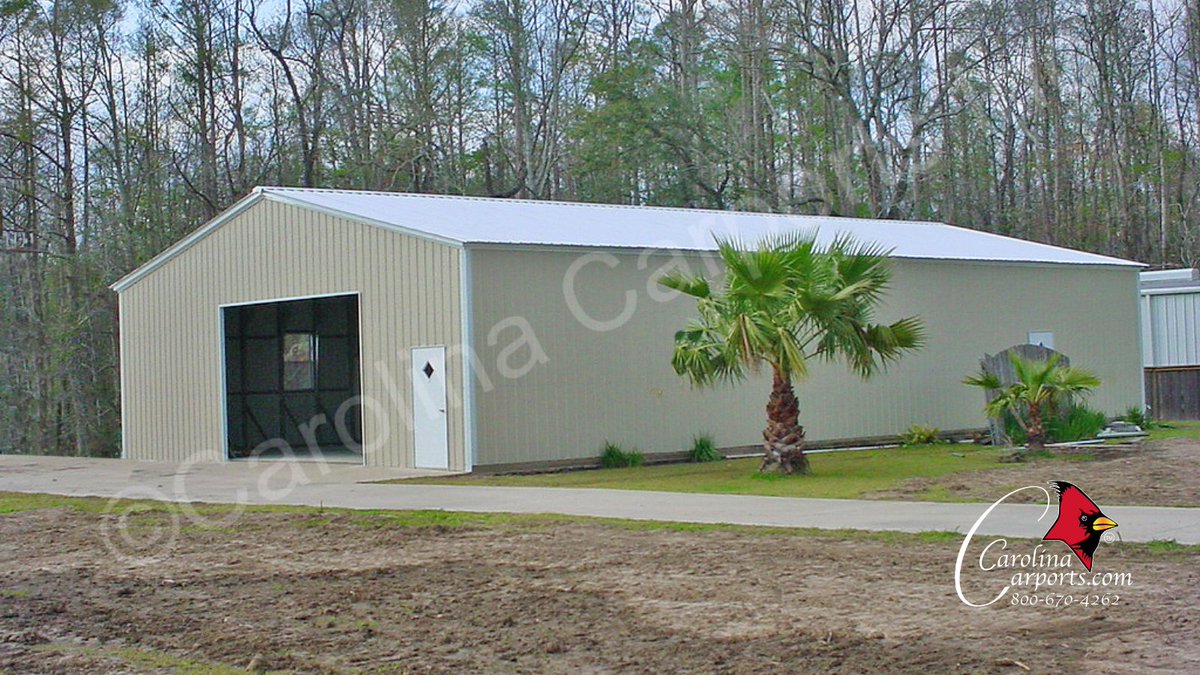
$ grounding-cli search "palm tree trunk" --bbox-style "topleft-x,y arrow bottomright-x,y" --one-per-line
1026,402 -> 1046,451
761,368 -> 809,474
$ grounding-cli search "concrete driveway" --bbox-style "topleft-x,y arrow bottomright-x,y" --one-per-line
1,454 -> 1197,544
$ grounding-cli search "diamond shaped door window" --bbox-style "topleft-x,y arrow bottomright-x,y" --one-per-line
422,362 -> 435,379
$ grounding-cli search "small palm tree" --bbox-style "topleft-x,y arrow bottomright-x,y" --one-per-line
964,353 -> 1101,452
660,232 -> 925,474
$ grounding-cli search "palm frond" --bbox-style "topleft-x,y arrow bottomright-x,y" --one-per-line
963,371 -> 1002,390
657,271 -> 711,299
665,230 -> 923,387
670,324 -> 744,387
1054,366 -> 1102,390
969,354 -> 1102,425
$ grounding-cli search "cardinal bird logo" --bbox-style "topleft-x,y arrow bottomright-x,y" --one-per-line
1043,481 -> 1118,571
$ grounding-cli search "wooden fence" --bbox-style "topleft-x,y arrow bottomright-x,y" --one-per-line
978,344 -> 1068,445
1145,367 -> 1200,421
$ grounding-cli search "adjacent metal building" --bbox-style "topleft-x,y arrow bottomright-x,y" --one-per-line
113,187 -> 1146,471
1140,268 -> 1200,419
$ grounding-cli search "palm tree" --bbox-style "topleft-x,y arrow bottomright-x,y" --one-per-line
659,232 -> 925,474
964,353 -> 1101,452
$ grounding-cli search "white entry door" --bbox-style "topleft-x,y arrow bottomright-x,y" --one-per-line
412,346 -> 449,469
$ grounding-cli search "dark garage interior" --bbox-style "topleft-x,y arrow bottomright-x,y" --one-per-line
223,294 -> 362,461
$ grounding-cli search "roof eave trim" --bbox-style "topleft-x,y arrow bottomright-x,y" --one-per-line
110,189 -> 267,293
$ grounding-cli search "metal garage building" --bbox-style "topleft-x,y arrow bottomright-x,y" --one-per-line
1140,268 -> 1200,420
112,187 -> 1145,471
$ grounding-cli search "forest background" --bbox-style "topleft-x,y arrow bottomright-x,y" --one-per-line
1,0 -> 1196,456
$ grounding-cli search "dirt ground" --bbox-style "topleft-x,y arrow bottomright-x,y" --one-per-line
866,437 -> 1200,506
1,504 -> 1197,674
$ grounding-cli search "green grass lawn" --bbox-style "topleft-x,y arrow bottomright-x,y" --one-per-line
403,443 -> 1020,499
403,421 -> 1200,500
1142,419 -> 1200,442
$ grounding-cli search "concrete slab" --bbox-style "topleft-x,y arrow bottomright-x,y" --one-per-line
1,454 -> 1197,544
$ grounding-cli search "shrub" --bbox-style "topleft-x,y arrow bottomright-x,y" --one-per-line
963,353 -> 1100,450
1002,412 -> 1025,444
900,424 -> 940,446
1002,404 -> 1108,445
1045,405 -> 1108,443
600,443 -> 625,468
689,434 -> 723,462
600,442 -> 644,468
1121,405 -> 1156,430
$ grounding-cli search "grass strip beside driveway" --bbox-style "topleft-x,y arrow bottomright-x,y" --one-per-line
397,422 -> 1200,504
399,443 -> 1019,498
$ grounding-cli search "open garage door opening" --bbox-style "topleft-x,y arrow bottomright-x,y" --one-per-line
222,294 -> 363,463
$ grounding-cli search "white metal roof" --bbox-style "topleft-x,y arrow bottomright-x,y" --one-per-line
112,186 -> 1142,292
263,187 -> 1139,264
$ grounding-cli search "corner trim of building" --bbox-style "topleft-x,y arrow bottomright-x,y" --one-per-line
460,247 -> 477,472
1138,280 -> 1150,408
118,297 -> 128,460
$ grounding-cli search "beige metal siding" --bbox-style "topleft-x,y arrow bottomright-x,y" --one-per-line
469,248 -> 1143,466
119,199 -> 466,469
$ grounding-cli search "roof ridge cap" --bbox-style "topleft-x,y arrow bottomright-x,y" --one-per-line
256,186 -> 945,226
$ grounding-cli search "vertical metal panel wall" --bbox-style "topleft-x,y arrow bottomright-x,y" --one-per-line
1140,289 -> 1200,420
1141,291 -> 1200,367
118,199 -> 466,469
468,249 -> 1144,467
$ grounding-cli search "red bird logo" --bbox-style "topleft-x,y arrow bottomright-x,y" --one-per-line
1043,481 -> 1117,571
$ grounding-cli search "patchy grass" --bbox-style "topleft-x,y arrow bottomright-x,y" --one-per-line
399,443 -> 1015,499
3,497 -> 1195,674
0,491 -> 1026,547
1019,449 -> 1096,461
0,492 -> 126,515
1143,420 -> 1200,442
2,492 -> 1193,562
909,484 -> 990,503
1139,539 -> 1198,559
1105,538 -> 1200,559
32,643 -> 262,674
